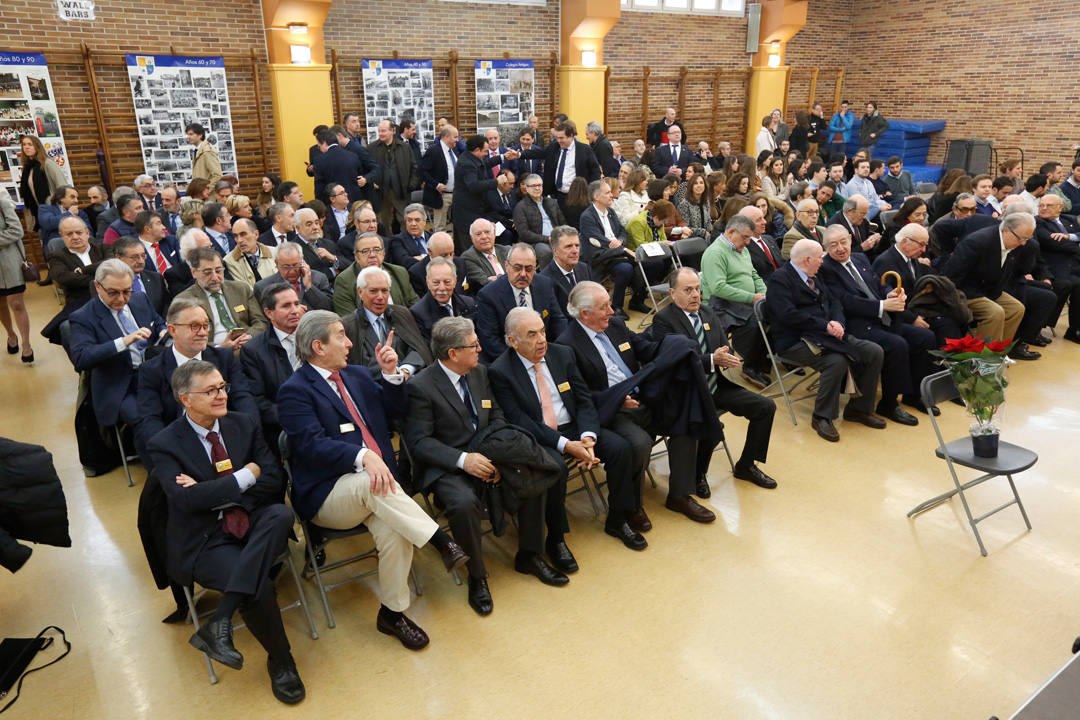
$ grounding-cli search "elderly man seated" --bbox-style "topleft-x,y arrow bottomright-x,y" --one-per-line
254,241 -> 333,312
818,225 -> 937,423
782,198 -> 826,260
410,257 -> 477,341
333,231 -> 416,315
224,218 -> 276,289
827,195 -> 882,257
175,247 -> 265,351
293,207 -> 338,280
406,231 -> 469,297
460,218 -> 510,292
341,266 -> 431,380
764,239 -> 885,442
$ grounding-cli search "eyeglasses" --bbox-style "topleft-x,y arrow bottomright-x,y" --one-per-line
508,264 -> 535,273
188,383 -> 230,398
356,247 -> 383,256
452,342 -> 481,352
100,287 -> 132,298
197,267 -> 226,277
175,322 -> 210,333
278,263 -> 303,271
955,206 -> 977,214
525,183 -> 543,189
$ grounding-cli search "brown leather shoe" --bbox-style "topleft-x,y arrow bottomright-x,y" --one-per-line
376,613 -> 429,650
627,507 -> 652,533
811,415 -> 839,442
842,407 -> 887,429
664,495 -> 716,523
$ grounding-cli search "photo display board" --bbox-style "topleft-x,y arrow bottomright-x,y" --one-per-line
474,59 -> 534,139
0,52 -> 72,208
126,54 -> 237,187
361,59 -> 435,152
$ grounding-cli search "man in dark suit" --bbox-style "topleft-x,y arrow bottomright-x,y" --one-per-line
157,185 -> 182,236
507,126 -> 544,179
419,124 -> 460,233
741,203 -> 784,281
341,265 -> 433,379
112,235 -> 168,316
333,125 -> 380,208
484,169 -> 518,245
407,317 -> 564,613
476,243 -> 567,362
254,242 -> 333,312
68,259 -> 167,428
585,121 -> 620,177
294,208 -> 339,280
525,120 -> 601,207
578,180 -> 640,317
134,210 -> 181,273
387,203 -> 432,269
258,202 -> 302,250
311,128 -> 366,205
44,215 -> 106,343
406,232 -> 469,298
134,174 -> 163,213
276,311 -> 466,650
333,204 -> 383,260
646,107 -> 685,147
943,214 -> 1033,345
490,308 -> 611,567
322,183 -> 351,247
540,225 -> 594,316
239,283 -> 304,448
764,239 -> 885,442
1034,194 -> 1080,342
451,134 -> 518,253
146,361 -> 304,704
781,198 -> 827,260
511,173 -> 561,268
819,225 -> 937,423
460,218 -> 510,292
410,257 -> 476,341
652,268 -> 780,489
201,202 -> 235,256
650,124 -> 692,180
827,195 -> 882,256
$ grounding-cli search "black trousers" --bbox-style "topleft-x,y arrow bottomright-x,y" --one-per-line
728,318 -> 770,373
711,378 -> 776,466
191,503 -> 294,660
1014,282 -> 1059,342
780,336 -> 883,419
604,410 -> 652,511
850,322 -> 936,403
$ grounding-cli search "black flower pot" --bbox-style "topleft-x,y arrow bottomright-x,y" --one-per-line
971,433 -> 999,458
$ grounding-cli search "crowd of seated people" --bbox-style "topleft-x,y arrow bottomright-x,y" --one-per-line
6,102 -> 1077,706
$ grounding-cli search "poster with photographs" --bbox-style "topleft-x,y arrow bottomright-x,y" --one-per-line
474,59 -> 533,140
361,59 -> 435,152
126,54 -> 237,187
0,52 -> 72,209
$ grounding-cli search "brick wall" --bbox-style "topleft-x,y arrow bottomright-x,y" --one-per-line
785,0 -> 852,120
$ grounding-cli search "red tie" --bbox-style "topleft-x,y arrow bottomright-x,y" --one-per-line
328,371 -> 383,459
757,238 -> 777,269
151,242 -> 168,274
293,280 -> 302,296
490,150 -> 500,178
206,430 -> 250,539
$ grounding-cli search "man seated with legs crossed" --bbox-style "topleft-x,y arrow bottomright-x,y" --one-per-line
147,360 -> 304,704
276,310 -> 467,650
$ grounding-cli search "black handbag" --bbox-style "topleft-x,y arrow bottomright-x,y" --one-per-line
14,243 -> 39,284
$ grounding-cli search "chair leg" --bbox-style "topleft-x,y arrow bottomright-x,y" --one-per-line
410,563 -> 423,597
183,585 -> 218,684
285,553 -> 319,640
115,426 -> 134,487
586,467 -> 609,513
720,437 -> 736,473
646,466 -> 657,489
304,535 -> 335,629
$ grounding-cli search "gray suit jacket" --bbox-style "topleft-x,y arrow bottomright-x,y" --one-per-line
461,244 -> 510,291
340,304 -> 433,378
175,279 -> 267,343
255,269 -> 333,311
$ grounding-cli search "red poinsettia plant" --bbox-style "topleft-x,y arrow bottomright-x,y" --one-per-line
929,335 -> 1015,435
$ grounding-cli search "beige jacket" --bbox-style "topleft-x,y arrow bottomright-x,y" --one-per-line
191,140 -> 222,185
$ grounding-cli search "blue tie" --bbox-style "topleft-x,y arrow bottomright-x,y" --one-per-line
459,376 -> 478,428
132,275 -> 144,294
596,332 -> 633,382
414,235 -> 427,255
375,316 -> 388,342
117,306 -> 148,355
555,148 -> 568,191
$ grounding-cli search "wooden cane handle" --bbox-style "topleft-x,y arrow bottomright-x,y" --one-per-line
880,270 -> 902,291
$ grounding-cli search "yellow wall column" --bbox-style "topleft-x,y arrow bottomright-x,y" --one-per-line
745,67 -> 791,153
559,0 -> 619,129
744,0 -> 808,152
267,64 -> 332,199
558,67 -> 607,132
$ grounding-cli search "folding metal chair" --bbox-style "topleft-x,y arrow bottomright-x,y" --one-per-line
182,548 -> 319,684
670,235 -> 708,270
906,370 -> 1036,556
634,242 -> 674,329
565,454 -> 607,517
752,298 -> 820,425
644,426 -> 736,490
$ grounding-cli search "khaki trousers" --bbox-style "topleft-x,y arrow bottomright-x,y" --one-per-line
430,192 -> 454,233
967,292 -> 1025,342
313,471 -> 438,611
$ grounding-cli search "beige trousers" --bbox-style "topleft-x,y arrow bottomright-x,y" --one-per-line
430,192 -> 454,233
967,292 -> 1025,343
313,471 -> 438,611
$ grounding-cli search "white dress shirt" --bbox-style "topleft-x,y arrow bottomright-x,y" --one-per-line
437,360 -> 471,470
442,141 -> 456,192
140,238 -> 171,270
172,346 -> 201,368
273,326 -> 300,369
557,142 -> 577,193
184,415 -> 256,492
592,203 -> 616,240
514,286 -> 533,310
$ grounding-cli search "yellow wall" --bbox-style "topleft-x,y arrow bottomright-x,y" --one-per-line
267,63 -> 333,201
559,66 -> 607,134
745,66 -> 789,154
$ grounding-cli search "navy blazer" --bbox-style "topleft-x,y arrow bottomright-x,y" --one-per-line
323,208 -> 349,246
540,261 -> 594,316
475,273 -> 568,362
147,412 -> 284,585
555,316 -> 657,393
407,255 -> 470,297
1034,215 -> 1080,278
826,211 -> 872,255
239,328 -> 295,435
523,140 -> 602,196
819,253 -> 891,335
341,139 -> 381,208
943,226 -> 1020,300
409,290 -> 477,341
872,244 -> 930,325
68,294 -> 166,426
577,204 -> 627,264
388,230 -> 430,269
276,362 -> 407,520
38,205 -> 91,243
489,343 -> 599,449
134,269 -> 167,316
312,144 -> 367,204
650,143 -> 692,178
418,140 -> 458,209
508,148 -> 543,179
452,151 -> 504,237
763,262 -> 847,356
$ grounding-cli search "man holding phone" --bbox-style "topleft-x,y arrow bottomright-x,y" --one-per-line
176,246 -> 266,351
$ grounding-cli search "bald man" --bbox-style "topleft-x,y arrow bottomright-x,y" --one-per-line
293,207 -> 339,279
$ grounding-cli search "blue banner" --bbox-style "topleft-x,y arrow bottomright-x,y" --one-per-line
125,54 -> 225,73
0,52 -> 46,67
362,59 -> 433,73
474,59 -> 534,71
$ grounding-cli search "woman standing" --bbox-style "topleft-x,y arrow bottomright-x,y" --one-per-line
185,122 -> 222,186
17,135 -> 65,230
789,110 -> 811,157
755,115 -> 777,156
0,191 -> 33,363
859,101 -> 890,159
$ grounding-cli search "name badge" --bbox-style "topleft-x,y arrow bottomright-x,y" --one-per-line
703,323 -> 711,331
557,381 -> 571,392
542,309 -> 549,318
481,399 -> 492,409
214,458 -> 233,473
617,341 -> 631,352
232,304 -> 245,313
339,422 -> 356,433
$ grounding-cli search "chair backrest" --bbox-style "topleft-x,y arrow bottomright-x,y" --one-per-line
915,181 -> 937,194
920,369 -> 960,407
634,241 -> 672,263
879,209 -> 899,229
672,236 -> 707,259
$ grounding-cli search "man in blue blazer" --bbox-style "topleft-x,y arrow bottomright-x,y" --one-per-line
475,244 -> 567,362
239,283 -> 304,448
451,134 -> 519,253
409,257 -> 476,341
418,125 -> 460,233
387,203 -> 432,269
334,126 -> 380,208
650,124 -> 692,179
68,259 -> 167,427
312,128 -> 367,205
540,226 -> 594,317
276,310 -> 466,650
507,127 -> 543,179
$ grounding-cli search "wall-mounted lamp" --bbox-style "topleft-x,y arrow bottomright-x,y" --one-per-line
767,40 -> 781,67
288,23 -> 308,35
767,53 -> 781,67
581,50 -> 597,67
770,41 -> 780,51
290,44 -> 312,65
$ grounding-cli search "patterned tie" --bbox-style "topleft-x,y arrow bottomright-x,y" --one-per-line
327,371 -> 383,458
807,276 -> 818,294
533,362 -> 559,429
690,313 -> 718,394
757,238 -> 777,269
132,275 -> 145,294
490,150 -> 500,178
518,289 -> 528,307
459,376 -> 478,428
206,430 -> 250,540
151,242 -> 168,274
117,306 -> 147,356
282,335 -> 300,370
212,292 -> 237,332
565,271 -> 576,288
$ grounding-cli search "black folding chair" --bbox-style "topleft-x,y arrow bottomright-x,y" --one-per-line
752,298 -> 820,425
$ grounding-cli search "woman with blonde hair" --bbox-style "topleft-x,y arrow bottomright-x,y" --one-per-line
176,198 -> 204,241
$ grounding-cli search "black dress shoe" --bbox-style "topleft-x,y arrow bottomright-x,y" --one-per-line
545,540 -> 578,574
664,495 -> 716,523
1063,328 -> 1080,345
1008,343 -> 1041,360
733,463 -> 778,489
695,474 -> 711,498
901,394 -> 939,416
161,605 -> 190,624
811,415 -> 839,442
614,308 -> 630,321
626,507 -> 652,533
468,576 -> 493,616
0,542 -> 31,573
438,540 -> 469,572
604,520 -> 648,550
877,404 -> 918,426
267,656 -> 306,704
376,612 -> 430,650
741,367 -> 770,389
189,618 -> 243,670
514,552 -> 569,585
842,407 -> 887,429
627,299 -> 650,313
5,339 -> 17,355
1029,334 -> 1050,347
1073,635 -> 1080,654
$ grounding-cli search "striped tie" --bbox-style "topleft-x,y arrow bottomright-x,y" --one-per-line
691,313 -> 718,394
151,243 -> 168,274
518,290 -> 527,307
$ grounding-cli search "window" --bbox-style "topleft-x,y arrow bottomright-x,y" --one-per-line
621,0 -> 744,15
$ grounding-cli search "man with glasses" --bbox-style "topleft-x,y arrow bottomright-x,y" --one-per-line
322,183 -> 352,247
176,247 -> 265,351
112,235 -> 167,316
388,203 -> 432,269
512,173 -> 564,270
475,243 -> 566,362
134,174 -> 162,213
335,204 -> 381,260
332,231 -> 416,315
69,258 -> 167,427
134,297 -> 259,624
782,197 -> 825,262
255,241 -> 333,312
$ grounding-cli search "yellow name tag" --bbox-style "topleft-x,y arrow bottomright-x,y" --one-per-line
542,309 -> 548,318
557,381 -> 570,392
703,323 -> 711,331
232,304 -> 245,313
339,422 -> 355,433
481,399 -> 492,409
617,341 -> 631,352
214,458 -> 232,473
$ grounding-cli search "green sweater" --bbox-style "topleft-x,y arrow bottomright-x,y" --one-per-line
700,238 -> 765,303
